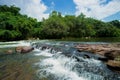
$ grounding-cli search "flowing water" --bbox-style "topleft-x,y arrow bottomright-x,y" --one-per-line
0,40 -> 120,80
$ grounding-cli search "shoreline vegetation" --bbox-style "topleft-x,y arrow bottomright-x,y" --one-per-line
0,5 -> 120,41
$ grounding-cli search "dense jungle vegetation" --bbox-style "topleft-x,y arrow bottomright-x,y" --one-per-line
0,5 -> 120,41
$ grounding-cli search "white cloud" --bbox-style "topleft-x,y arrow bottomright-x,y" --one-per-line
0,0 -> 49,21
73,0 -> 120,19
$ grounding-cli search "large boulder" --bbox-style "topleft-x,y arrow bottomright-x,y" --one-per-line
16,46 -> 34,53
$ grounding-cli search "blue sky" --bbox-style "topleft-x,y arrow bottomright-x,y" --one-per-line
103,11 -> 120,22
0,0 -> 120,21
43,0 -> 76,15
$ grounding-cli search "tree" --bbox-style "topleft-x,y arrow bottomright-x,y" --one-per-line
109,20 -> 120,28
40,13 -> 68,39
0,5 -> 120,41
0,5 -> 20,15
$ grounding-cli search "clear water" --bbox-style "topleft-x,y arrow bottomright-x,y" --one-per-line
0,40 -> 120,80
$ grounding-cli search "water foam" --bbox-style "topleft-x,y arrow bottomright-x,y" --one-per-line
0,41 -> 31,48
33,41 -> 120,80
35,50 -> 85,80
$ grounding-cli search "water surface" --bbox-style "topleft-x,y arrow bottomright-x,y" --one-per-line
0,40 -> 120,80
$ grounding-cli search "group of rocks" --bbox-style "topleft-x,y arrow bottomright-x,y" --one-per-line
6,46 -> 34,54
75,43 -> 120,72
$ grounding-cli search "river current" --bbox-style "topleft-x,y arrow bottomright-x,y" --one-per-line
0,40 -> 120,80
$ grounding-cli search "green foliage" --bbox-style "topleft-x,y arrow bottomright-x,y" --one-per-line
0,5 -> 38,41
109,20 -> 120,28
0,5 -> 20,15
0,5 -> 120,41
41,13 -> 68,39
0,30 -> 21,40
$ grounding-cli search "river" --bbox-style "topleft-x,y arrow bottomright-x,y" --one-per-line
0,40 -> 120,80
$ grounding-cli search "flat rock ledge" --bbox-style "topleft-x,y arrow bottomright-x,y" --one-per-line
75,43 -> 120,72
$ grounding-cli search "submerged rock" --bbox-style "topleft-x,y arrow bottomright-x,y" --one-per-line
16,46 -> 34,53
6,50 -> 14,54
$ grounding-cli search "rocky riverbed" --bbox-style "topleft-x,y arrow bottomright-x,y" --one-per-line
75,43 -> 120,72
0,41 -> 120,80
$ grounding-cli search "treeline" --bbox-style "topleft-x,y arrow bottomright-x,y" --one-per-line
0,5 -> 120,41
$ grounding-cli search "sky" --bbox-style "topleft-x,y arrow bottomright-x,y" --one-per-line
103,11 -> 120,22
0,0 -> 120,21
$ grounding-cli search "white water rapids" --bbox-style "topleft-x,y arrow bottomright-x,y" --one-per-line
33,47 -> 119,80
0,40 -> 119,80
35,49 -> 85,80
32,41 -> 120,80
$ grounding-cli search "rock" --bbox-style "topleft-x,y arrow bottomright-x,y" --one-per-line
16,46 -> 34,53
98,56 -> 108,62
6,50 -> 14,54
16,46 -> 23,53
75,44 -> 120,72
104,50 -> 120,60
107,60 -> 120,71
75,44 -> 120,59
41,45 -> 51,50
83,54 -> 90,59
21,46 -> 34,53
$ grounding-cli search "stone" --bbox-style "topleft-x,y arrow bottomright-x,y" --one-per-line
21,46 -> 34,53
75,44 -> 120,60
83,54 -> 90,59
16,46 -> 34,53
16,46 -> 22,53
98,56 -> 108,62
6,50 -> 14,54
107,60 -> 120,71
104,50 -> 120,60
